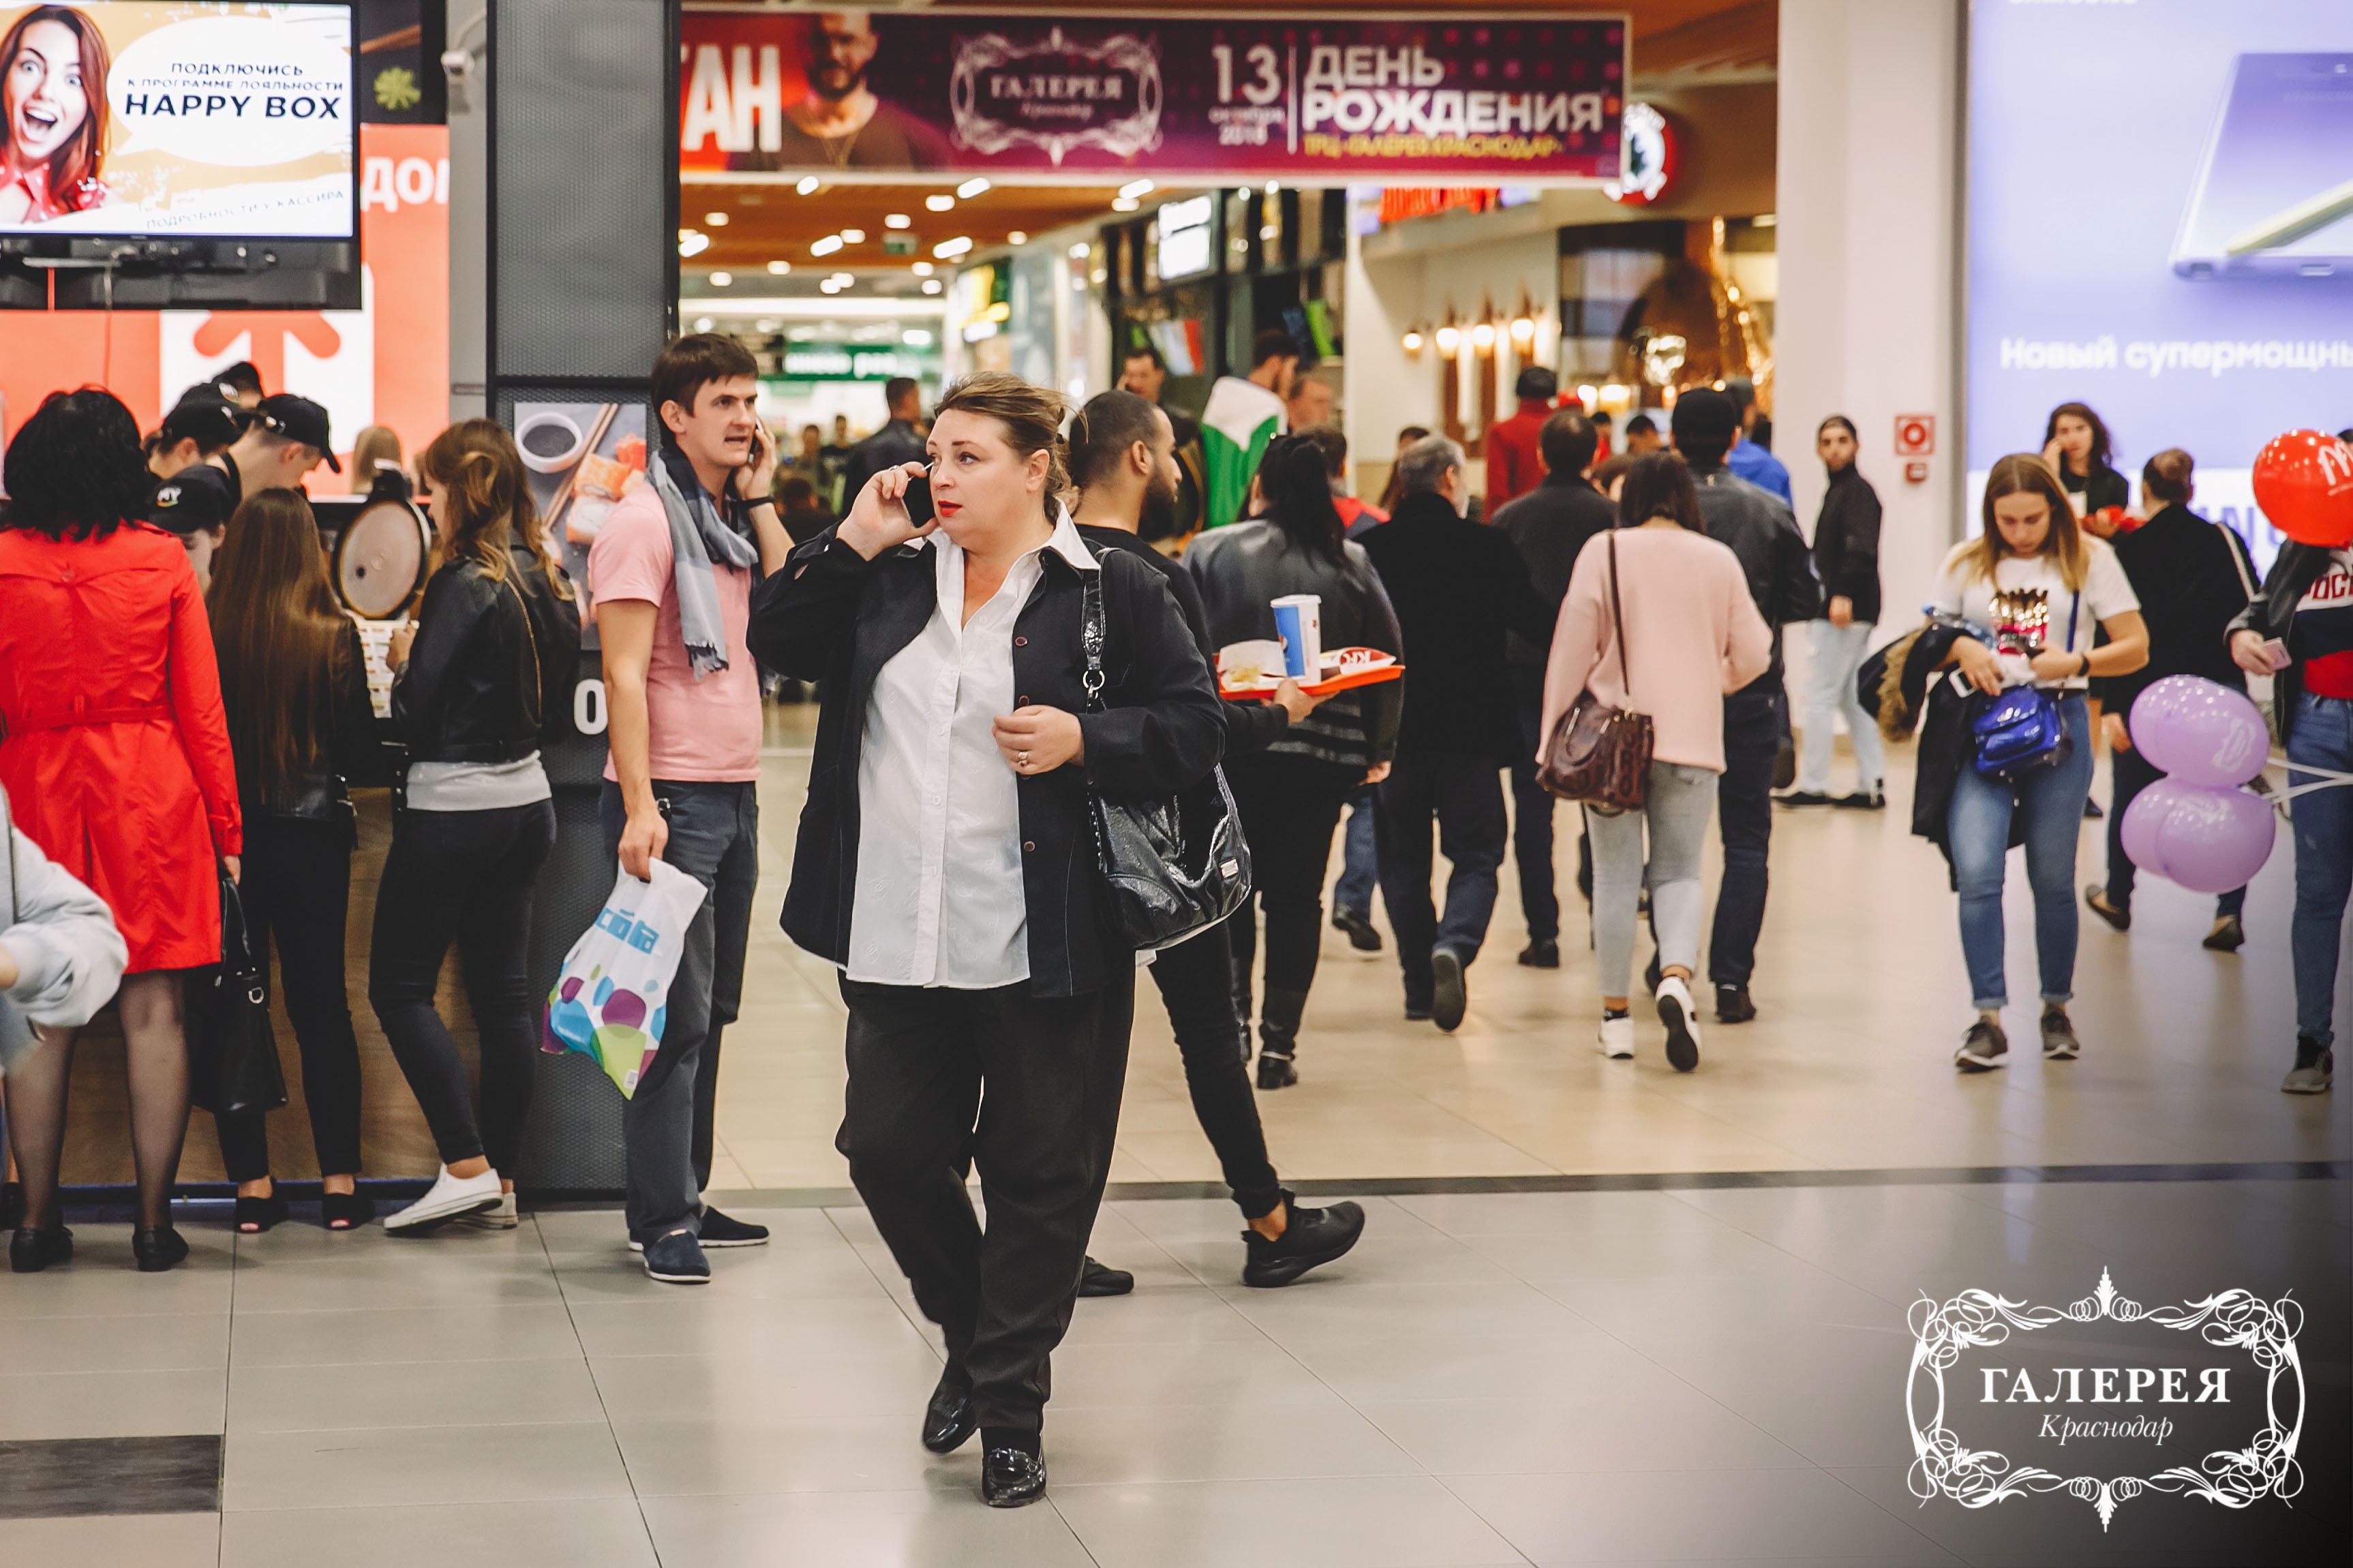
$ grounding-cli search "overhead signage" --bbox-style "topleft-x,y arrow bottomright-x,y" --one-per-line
679,10 -> 1628,186
779,347 -> 920,381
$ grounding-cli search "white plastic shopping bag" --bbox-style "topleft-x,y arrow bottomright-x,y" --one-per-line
542,859 -> 708,1097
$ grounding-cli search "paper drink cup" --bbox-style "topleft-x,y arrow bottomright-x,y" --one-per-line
1271,594 -> 1322,679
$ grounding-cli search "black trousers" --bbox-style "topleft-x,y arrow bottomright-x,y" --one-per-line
1708,688 -> 1781,987
837,972 -> 1135,1433
1146,927 -> 1282,1218
1376,750 -> 1508,1004
367,801 -> 556,1173
1511,687 -> 1563,940
214,816 -> 365,1182
1224,753 -> 1355,1045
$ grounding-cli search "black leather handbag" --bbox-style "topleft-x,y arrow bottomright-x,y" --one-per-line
186,871 -> 288,1118
1079,569 -> 1252,951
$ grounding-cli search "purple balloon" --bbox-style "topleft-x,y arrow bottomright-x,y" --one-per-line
2119,783 -> 2168,871
2127,676 -> 2207,773
2131,677 -> 2269,788
2144,780 -> 2275,895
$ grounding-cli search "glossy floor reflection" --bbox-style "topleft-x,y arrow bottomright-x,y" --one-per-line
1,1180 -> 2343,1566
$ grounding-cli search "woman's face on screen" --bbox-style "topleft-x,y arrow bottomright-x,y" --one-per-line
926,408 -> 1048,547
6,21 -> 89,165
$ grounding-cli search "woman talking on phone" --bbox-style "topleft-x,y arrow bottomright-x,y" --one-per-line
747,373 -> 1224,1509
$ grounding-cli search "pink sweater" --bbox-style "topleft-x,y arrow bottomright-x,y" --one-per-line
1538,525 -> 1774,773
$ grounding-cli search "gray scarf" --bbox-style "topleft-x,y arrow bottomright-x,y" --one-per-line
649,444 -> 761,678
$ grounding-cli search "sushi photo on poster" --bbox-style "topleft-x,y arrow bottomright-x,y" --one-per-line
513,400 -> 650,651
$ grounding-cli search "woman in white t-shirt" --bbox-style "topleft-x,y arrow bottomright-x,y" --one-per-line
1931,455 -> 2147,1074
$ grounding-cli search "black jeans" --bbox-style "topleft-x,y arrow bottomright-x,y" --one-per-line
1511,686 -> 1562,940
2106,739 -> 2247,919
367,801 -> 556,1173
215,816 -> 364,1182
1146,926 -> 1282,1218
1708,688 -> 1780,987
1376,750 -> 1508,1004
837,972 -> 1134,1433
600,780 -> 759,1239
1223,753 -> 1356,1049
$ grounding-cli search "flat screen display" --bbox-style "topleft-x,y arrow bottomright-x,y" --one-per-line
0,1 -> 354,239
1155,195 -> 1214,283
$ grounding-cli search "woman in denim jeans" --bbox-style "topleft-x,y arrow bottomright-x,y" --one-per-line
2230,542 -> 2353,1093
1932,456 -> 2146,1073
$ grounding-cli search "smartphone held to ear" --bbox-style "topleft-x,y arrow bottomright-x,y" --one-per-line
900,468 -> 936,527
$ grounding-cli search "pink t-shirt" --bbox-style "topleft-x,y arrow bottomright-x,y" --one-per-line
587,484 -> 762,782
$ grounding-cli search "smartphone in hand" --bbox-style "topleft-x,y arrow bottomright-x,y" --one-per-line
901,469 -> 936,527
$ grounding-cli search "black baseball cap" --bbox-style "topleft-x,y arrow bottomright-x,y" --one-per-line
157,395 -> 244,453
254,393 -> 340,471
147,462 -> 238,536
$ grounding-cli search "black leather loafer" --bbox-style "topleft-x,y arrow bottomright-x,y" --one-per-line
1078,1257 -> 1134,1297
132,1225 -> 189,1273
980,1446 -> 1048,1507
10,1225 -> 72,1273
921,1374 -> 976,1455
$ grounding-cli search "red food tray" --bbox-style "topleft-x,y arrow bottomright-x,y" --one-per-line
1219,662 -> 1405,703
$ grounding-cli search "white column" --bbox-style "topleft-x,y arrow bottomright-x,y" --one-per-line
1342,226 -> 1427,504
1774,0 -> 1962,641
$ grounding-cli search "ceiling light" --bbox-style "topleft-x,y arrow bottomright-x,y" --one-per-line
1435,324 -> 1461,354
819,279 -> 842,294
926,194 -> 956,212
810,234 -> 843,256
934,236 -> 973,259
1111,197 -> 1140,213
694,315 -> 714,331
677,230 -> 710,258
1068,242 -> 1091,260
911,260 -> 935,276
766,260 -> 791,275
839,228 -> 865,243
1118,178 -> 1154,200
703,211 -> 729,227
885,213 -> 911,229
795,176 -> 819,195
956,176 -> 991,199
1007,230 -> 1028,245
1511,316 -> 1536,343
1401,330 -> 1423,354
1264,180 -> 1279,195
709,271 -> 732,287
830,271 -> 854,286
922,278 -> 943,294
1472,322 -> 1497,350
902,328 -> 933,346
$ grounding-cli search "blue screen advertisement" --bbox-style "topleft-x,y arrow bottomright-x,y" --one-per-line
1968,0 -> 2353,568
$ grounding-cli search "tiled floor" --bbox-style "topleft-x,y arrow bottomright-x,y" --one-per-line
0,1178 -> 2342,1566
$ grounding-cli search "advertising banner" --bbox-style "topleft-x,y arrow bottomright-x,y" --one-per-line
0,1 -> 354,238
1967,1 -> 2353,567
680,9 -> 1626,185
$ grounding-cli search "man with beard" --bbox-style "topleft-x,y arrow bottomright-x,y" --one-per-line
730,11 -> 950,172
1063,388 -> 1367,1290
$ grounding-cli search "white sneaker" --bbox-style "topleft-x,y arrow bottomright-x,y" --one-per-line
384,1166 -> 504,1233
1656,976 -> 1702,1073
1597,1015 -> 1635,1058
455,1192 -> 519,1230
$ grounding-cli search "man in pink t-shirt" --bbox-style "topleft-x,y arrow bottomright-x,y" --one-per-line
588,335 -> 793,1284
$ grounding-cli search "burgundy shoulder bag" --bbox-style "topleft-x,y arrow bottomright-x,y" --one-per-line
1536,529 -> 1654,813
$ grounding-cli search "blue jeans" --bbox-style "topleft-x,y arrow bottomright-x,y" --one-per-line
2288,692 -> 2353,1047
1947,694 -> 2093,1011
1334,786 -> 1378,919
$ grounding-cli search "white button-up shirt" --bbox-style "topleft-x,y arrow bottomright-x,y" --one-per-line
845,510 -> 1099,989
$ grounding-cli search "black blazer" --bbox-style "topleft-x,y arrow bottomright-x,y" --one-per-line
391,545 -> 581,765
747,527 -> 1226,998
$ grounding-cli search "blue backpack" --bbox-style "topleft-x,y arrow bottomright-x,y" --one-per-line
1970,592 -> 2078,782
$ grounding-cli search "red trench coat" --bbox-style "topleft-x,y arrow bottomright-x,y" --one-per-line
0,522 -> 242,973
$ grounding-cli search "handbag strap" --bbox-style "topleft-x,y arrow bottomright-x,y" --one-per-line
1079,568 -> 1107,714
502,572 -> 544,729
1605,528 -> 1631,697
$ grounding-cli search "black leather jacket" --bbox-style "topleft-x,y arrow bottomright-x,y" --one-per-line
1688,462 -> 1824,692
2228,540 -> 2335,745
251,619 -> 397,829
390,545 -> 581,764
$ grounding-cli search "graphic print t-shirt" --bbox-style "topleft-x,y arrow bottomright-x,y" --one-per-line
2295,551 -> 2353,700
1929,540 -> 2138,690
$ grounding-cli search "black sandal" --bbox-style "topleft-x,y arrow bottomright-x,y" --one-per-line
321,1192 -> 376,1231
234,1194 -> 290,1234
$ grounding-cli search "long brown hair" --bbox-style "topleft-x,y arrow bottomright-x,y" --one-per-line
1,7 -> 112,204
416,419 -> 573,598
1949,452 -> 2089,590
206,488 -> 348,801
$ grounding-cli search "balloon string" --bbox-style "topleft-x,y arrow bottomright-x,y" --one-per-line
2260,754 -> 2353,806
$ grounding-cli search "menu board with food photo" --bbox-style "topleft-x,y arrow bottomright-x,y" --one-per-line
511,400 -> 650,647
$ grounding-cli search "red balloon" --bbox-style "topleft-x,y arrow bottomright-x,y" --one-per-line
2253,430 -> 2353,548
